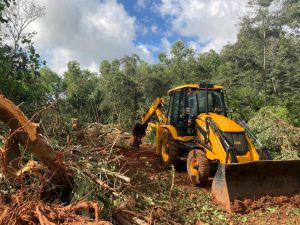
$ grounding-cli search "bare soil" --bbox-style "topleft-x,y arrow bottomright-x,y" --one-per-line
117,144 -> 300,224
231,195 -> 300,214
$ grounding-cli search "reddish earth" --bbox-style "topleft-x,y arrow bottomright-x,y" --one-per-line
117,144 -> 196,188
231,195 -> 300,213
116,144 -> 300,224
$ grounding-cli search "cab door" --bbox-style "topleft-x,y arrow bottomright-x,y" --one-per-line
168,89 -> 188,135
168,88 -> 198,136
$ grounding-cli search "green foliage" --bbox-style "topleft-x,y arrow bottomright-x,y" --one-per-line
227,86 -> 264,121
248,106 -> 300,159
62,61 -> 101,122
279,0 -> 300,32
0,0 -> 46,115
1,0 -> 299,160
98,56 -> 142,129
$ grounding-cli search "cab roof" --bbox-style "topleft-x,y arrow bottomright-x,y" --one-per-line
168,84 -> 223,93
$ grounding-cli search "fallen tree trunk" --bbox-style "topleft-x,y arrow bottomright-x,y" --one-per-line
0,95 -> 72,201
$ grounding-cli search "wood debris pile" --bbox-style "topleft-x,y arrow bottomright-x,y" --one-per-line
73,123 -> 134,149
0,95 -> 116,224
0,95 -> 155,224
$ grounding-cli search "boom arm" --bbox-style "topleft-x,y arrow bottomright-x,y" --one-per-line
132,97 -> 167,140
140,97 -> 167,125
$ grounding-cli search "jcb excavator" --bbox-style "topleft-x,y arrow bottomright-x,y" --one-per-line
133,83 -> 300,211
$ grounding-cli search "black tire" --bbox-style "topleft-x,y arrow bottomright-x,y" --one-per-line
160,131 -> 180,168
187,149 -> 210,186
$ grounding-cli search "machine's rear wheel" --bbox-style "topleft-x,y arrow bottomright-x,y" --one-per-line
160,132 -> 180,168
187,150 -> 210,185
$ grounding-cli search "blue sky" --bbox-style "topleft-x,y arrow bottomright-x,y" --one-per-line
31,0 -> 248,74
119,0 -> 206,55
120,0 -> 167,45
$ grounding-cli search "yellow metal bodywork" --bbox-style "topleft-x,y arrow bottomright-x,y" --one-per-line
197,113 -> 244,132
152,112 -> 259,163
161,137 -> 170,161
71,118 -> 78,129
195,113 -> 259,164
135,84 -> 300,211
139,84 -> 259,164
168,84 -> 223,93
142,97 -> 194,154
154,123 -> 194,154
140,97 -> 167,125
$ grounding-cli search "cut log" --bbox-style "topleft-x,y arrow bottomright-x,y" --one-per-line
0,95 -> 73,201
0,95 -> 39,142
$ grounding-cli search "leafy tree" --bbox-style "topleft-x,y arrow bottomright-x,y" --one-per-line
0,0 -> 46,114
249,106 -> 300,159
99,55 -> 143,129
1,0 -> 45,51
208,0 -> 299,124
197,50 -> 220,82
278,0 -> 300,35
62,61 -> 101,122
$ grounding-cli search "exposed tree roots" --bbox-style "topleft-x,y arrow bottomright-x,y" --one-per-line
0,95 -> 73,201
0,194 -> 110,225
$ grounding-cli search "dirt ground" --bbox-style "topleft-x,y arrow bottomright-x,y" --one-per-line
116,144 -> 300,225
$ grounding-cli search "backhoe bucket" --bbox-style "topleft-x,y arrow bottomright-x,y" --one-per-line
132,123 -> 147,137
131,123 -> 148,147
212,160 -> 300,212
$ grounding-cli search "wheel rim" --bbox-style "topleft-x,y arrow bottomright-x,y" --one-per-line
161,140 -> 169,162
190,158 -> 199,176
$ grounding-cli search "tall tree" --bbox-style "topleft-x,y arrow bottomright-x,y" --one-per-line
63,61 -> 100,122
0,0 -> 46,114
1,0 -> 45,51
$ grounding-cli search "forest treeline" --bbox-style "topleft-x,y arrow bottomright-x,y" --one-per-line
0,0 -> 299,159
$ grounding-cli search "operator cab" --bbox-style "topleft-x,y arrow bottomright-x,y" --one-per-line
167,83 -> 226,136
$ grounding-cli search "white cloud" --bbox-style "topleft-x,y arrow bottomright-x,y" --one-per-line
136,22 -> 149,35
161,37 -> 172,56
137,0 -> 146,9
151,24 -> 158,33
46,48 -> 74,75
31,0 -> 152,74
136,44 -> 154,62
158,0 -> 249,51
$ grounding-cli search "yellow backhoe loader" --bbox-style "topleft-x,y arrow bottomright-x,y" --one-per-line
132,83 -> 300,211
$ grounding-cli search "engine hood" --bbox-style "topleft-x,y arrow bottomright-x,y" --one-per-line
197,113 -> 245,132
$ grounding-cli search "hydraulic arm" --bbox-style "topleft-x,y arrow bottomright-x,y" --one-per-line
132,83 -> 300,212
132,97 -> 167,146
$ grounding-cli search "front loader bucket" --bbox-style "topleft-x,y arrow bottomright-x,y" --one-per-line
211,160 -> 300,212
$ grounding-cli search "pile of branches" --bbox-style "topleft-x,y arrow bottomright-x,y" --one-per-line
0,95 -> 112,224
0,95 -> 159,224
249,106 -> 300,159
74,123 -> 133,148
64,142 -> 140,224
0,154 -> 112,224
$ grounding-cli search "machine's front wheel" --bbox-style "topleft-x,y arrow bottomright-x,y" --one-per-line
160,132 -> 180,168
187,150 -> 210,185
